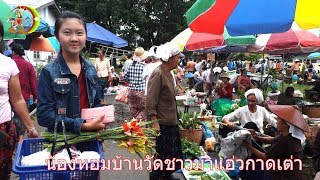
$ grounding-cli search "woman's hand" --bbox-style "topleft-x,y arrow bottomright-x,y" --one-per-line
248,129 -> 259,140
82,115 -> 107,131
226,121 -> 235,129
27,128 -> 39,138
242,140 -> 251,148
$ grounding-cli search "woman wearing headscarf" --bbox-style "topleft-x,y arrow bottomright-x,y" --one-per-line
222,88 -> 277,134
242,105 -> 308,180
146,42 -> 182,180
124,47 -> 148,120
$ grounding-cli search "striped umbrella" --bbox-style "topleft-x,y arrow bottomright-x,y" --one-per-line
247,23 -> 320,54
171,28 -> 255,51
185,0 -> 320,36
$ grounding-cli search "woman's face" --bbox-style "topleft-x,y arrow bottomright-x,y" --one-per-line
57,18 -> 86,56
169,54 -> 181,69
276,118 -> 289,133
247,94 -> 257,109
221,77 -> 229,83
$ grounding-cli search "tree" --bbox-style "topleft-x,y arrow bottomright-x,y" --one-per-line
55,0 -> 196,50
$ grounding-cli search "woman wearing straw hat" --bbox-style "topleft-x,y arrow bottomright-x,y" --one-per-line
215,72 -> 233,99
124,47 -> 148,120
242,105 -> 308,180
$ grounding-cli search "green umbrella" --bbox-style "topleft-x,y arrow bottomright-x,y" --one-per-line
224,28 -> 256,45
0,0 -> 26,40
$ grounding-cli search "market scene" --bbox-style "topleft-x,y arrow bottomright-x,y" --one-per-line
1,0 -> 320,180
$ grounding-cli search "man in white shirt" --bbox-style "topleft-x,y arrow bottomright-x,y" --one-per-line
94,50 -> 111,105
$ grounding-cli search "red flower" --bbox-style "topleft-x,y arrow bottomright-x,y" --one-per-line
130,120 -> 137,127
122,123 -> 130,132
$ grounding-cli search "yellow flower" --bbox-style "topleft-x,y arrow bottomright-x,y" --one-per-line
118,141 -> 128,148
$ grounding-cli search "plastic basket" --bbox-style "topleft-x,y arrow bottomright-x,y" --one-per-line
12,138 -> 104,180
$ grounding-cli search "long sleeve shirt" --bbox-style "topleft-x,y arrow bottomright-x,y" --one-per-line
146,66 -> 178,125
12,55 -> 37,100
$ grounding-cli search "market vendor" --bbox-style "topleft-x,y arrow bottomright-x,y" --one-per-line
237,68 -> 254,92
215,72 -> 233,99
222,88 -> 277,134
242,105 -> 309,180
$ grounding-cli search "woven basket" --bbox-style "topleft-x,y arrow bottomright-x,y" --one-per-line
179,129 -> 203,145
302,105 -> 320,118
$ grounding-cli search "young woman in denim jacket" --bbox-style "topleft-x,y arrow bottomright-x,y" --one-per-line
37,11 -> 106,135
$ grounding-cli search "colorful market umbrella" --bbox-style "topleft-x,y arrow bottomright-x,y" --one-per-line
171,28 -> 255,51
201,45 -> 248,53
185,0 -> 320,36
247,23 -> 320,54
308,52 -> 320,59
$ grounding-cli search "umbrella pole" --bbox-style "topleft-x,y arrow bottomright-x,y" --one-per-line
89,42 -> 93,54
261,53 -> 264,86
282,51 -> 285,93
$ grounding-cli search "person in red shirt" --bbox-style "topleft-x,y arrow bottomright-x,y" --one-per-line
217,72 -> 233,99
11,43 -> 38,142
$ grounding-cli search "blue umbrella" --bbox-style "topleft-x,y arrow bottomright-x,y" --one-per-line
202,45 -> 247,53
308,52 -> 320,59
86,22 -> 128,48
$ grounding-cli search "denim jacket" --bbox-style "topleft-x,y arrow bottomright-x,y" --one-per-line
37,54 -> 101,134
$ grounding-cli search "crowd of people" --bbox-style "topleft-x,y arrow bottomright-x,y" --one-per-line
0,9 -> 320,180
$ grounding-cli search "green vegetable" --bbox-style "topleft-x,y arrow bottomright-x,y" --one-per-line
201,174 -> 214,180
189,170 -> 206,175
178,110 -> 202,130
181,137 -> 203,159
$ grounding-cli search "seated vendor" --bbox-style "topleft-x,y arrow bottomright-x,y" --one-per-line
222,88 -> 277,134
242,105 -> 308,180
215,72 -> 233,100
237,69 -> 254,92
277,86 -> 297,105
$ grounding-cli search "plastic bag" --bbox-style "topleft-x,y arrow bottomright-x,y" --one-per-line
115,86 -> 128,103
211,98 -> 234,117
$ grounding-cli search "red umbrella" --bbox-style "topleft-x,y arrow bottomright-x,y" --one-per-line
247,23 -> 320,54
171,28 -> 255,51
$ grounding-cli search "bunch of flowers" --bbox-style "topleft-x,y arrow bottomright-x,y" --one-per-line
42,119 -> 159,158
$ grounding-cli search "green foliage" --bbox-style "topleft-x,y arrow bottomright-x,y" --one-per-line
181,137 -> 203,159
268,68 -> 279,79
246,53 -> 263,62
55,0 -> 196,49
178,110 -> 201,130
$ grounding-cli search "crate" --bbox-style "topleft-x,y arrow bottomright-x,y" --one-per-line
104,93 -> 117,105
12,138 -> 104,180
